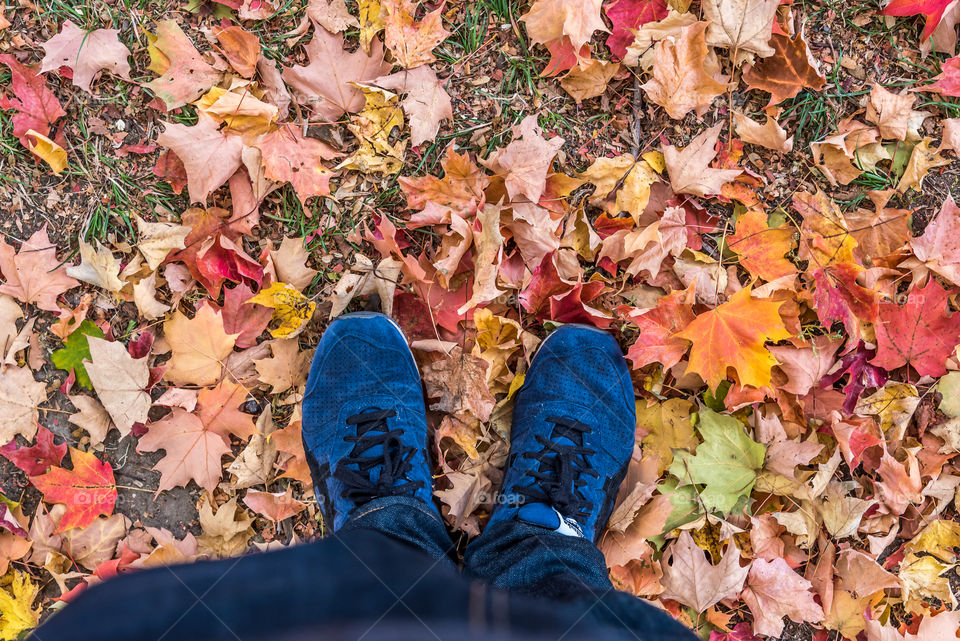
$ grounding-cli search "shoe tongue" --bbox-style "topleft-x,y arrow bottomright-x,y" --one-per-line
516,503 -> 585,538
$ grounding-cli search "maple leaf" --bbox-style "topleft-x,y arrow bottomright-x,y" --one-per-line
871,278 -> 960,377
242,487 -> 305,521
164,306 -> 238,386
793,189 -> 857,270
743,30 -> 825,106
0,54 -> 66,145
50,320 -> 104,389
157,115 -> 243,204
626,285 -> 696,371
40,20 -> 131,93
213,284 -> 273,348
673,286 -> 791,390
375,66 -> 453,146
559,59 -> 621,103
29,447 -> 116,532
144,20 -> 222,110
25,129 -> 68,174
0,571 -> 40,640
66,239 -> 123,293
0,367 -> 46,448
660,531 -> 750,612
702,0 -> 779,58
909,194 -> 960,286
338,84 -> 407,175
267,237 -> 319,293
522,0 -> 607,52
258,126 -> 337,204
727,209 -> 796,281
254,339 -> 311,394
767,335 -> 841,397
636,398 -> 697,474
897,138 -> 950,192
741,557 -> 825,637
382,0 -> 450,68
422,347 -> 497,422
0,227 -> 79,312
0,426 -> 66,476
400,145 -> 487,223
668,408 -> 766,513
308,0 -> 360,33
482,115 -> 565,203
196,496 -> 254,558
662,125 -> 743,197
212,24 -> 260,78
138,408 -> 231,494
640,22 -> 727,120
281,27 -> 390,121
604,0 -> 668,59
85,336 -> 151,437
882,0 -> 954,41
197,380 -> 256,442
732,111 -> 794,152
68,394 -> 114,447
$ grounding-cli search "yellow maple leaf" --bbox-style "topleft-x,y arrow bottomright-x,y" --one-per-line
247,282 -> 316,339
25,130 -> 67,175
0,570 -> 40,641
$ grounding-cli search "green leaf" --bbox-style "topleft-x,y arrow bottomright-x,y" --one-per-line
50,320 -> 105,389
667,408 -> 766,514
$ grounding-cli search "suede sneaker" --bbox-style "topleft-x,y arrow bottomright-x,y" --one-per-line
301,312 -> 437,531
488,324 -> 635,542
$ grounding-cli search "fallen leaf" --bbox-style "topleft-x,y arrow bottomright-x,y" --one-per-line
702,0 -> 779,58
29,447 -> 116,532
663,124 -> 743,197
258,126 -> 337,204
0,227 -> 79,312
157,115 -> 243,204
196,496 -> 254,558
40,20 -> 131,93
246,282 -> 317,339
382,0 -> 450,68
741,557 -> 825,637
604,0 -> 669,59
212,24 -> 260,78
144,20 -> 222,110
522,0 -> 607,52
164,306 -> 238,386
24,130 -> 67,174
733,111 -> 793,152
197,380 -> 255,442
254,339 -> 310,394
559,59 -> 621,102
243,487 -> 305,521
743,30 -> 825,106
66,239 -> 123,292
0,367 -> 46,447
674,286 -> 791,389
50,320 -> 104,389
0,570 -> 40,640
308,0 -> 360,32
85,336 -> 150,437
422,347 -> 497,423
67,395 -> 114,447
374,66 -> 453,146
0,425 -> 65,476
137,408 -> 231,494
727,209 -> 796,281
641,22 -> 727,119
0,54 -> 66,145
660,531 -> 750,612
897,138 -> 950,192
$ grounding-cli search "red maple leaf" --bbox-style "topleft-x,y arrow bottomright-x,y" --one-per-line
0,54 -> 66,146
29,447 -> 117,532
871,278 -> 960,377
604,0 -> 669,59
0,425 -> 67,475
882,0 -> 954,40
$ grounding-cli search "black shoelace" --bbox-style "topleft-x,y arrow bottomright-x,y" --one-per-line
516,416 -> 599,520
332,408 -> 424,502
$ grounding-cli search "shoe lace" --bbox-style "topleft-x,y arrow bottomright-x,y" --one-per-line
516,416 -> 599,520
332,408 -> 424,503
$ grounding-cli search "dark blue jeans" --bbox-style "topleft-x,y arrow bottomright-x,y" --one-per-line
32,496 -> 696,641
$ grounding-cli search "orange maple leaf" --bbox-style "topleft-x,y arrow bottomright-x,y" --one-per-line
673,287 -> 792,389
29,447 -> 117,532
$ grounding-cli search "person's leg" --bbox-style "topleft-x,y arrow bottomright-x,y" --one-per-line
300,312 -> 457,567
463,325 -> 697,640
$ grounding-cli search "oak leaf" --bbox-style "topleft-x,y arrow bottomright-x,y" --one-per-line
662,125 -> 742,197
164,306 -> 238,386
741,557 -> 825,637
660,531 -> 750,612
29,447 -> 116,532
0,54 -> 66,145
640,22 -> 727,120
137,408 -> 231,494
871,278 -> 960,377
0,227 -> 79,312
281,27 -> 390,121
522,0 -> 607,52
157,115 -> 243,204
743,31 -> 825,106
0,366 -> 46,447
673,286 -> 790,390
40,20 -> 131,93
382,0 -> 450,68
144,20 -> 222,110
702,0 -> 779,58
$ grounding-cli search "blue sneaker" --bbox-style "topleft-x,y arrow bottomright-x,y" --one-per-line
301,312 -> 437,531
488,324 -> 635,542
